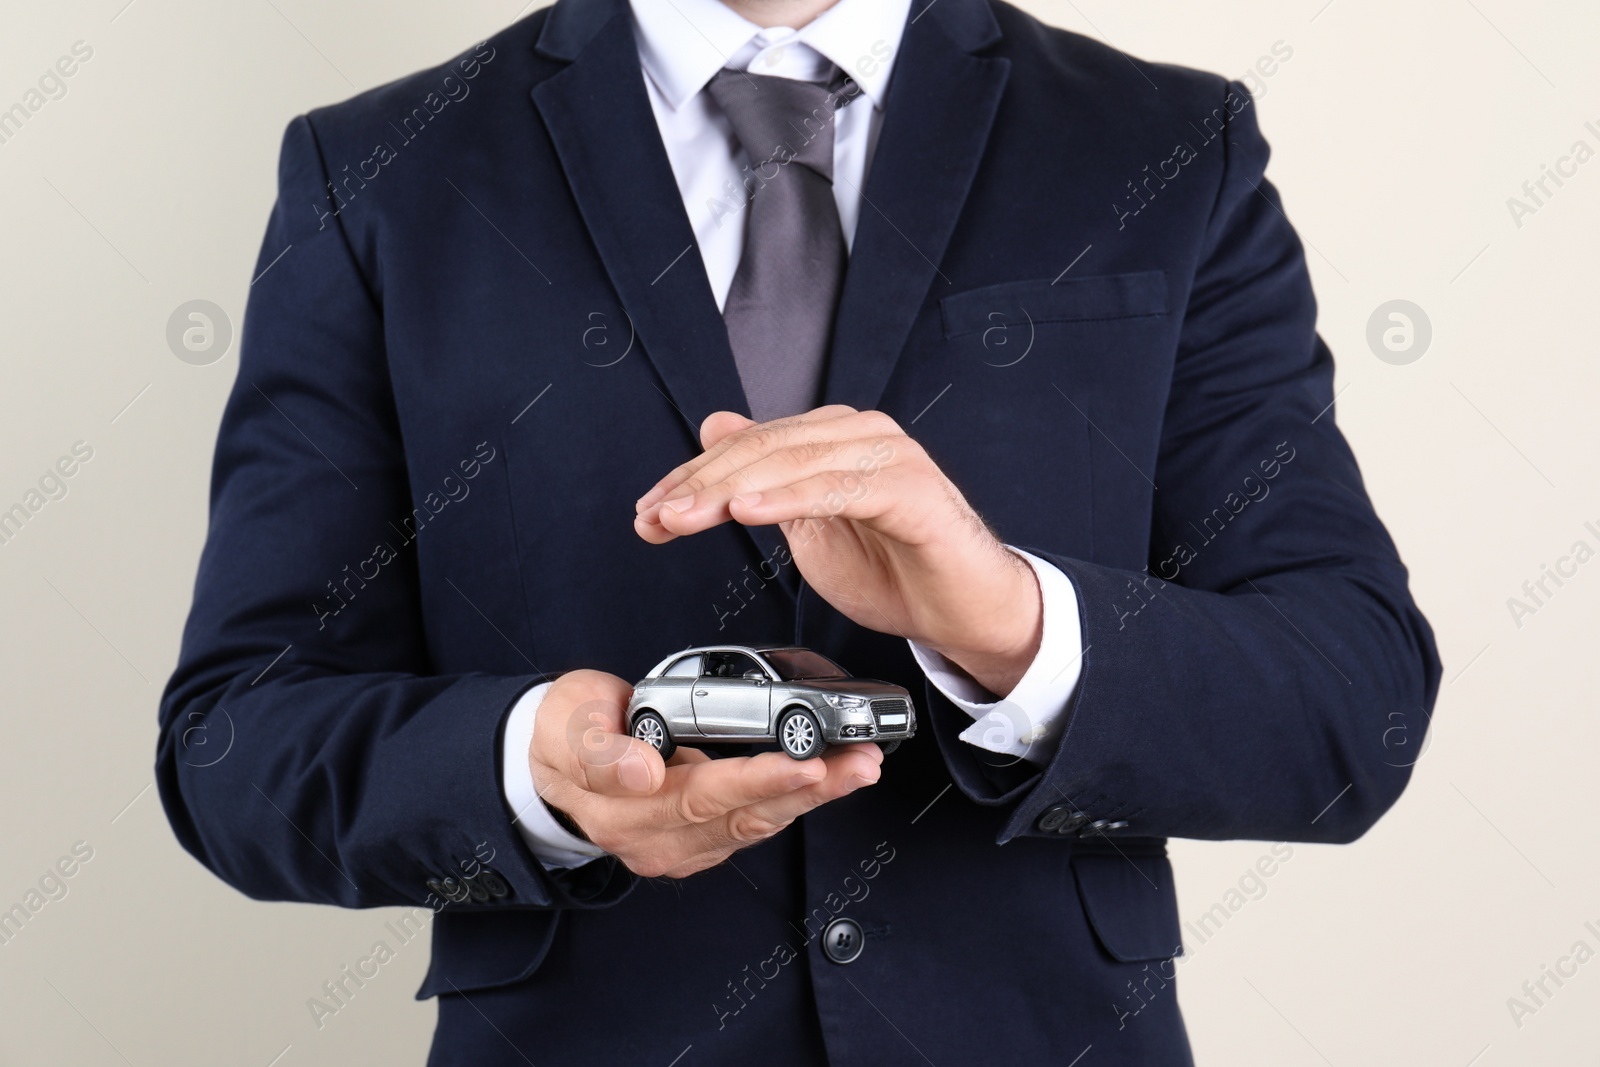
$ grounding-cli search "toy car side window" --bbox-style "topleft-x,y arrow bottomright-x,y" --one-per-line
704,652 -> 757,679
663,654 -> 702,678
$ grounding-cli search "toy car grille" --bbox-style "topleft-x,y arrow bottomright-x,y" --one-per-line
871,699 -> 909,724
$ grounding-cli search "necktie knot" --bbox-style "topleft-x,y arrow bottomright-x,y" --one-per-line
707,67 -> 859,181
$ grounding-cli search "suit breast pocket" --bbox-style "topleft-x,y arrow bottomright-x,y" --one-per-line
939,270 -> 1170,340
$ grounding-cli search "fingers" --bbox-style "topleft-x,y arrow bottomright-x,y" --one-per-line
657,744 -> 884,877
635,405 -> 870,516
623,744 -> 884,879
578,750 -> 824,870
724,742 -> 881,837
650,437 -> 901,537
674,407 -> 889,504
722,466 -> 922,534
652,750 -> 826,826
699,410 -> 754,451
636,410 -> 912,542
568,750 -> 822,854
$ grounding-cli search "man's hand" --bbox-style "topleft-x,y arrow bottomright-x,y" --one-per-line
634,407 -> 1043,696
529,670 -> 882,878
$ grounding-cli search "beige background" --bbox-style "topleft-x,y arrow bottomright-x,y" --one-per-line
2,0 -> 1596,1063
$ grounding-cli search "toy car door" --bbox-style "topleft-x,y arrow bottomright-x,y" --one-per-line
691,650 -> 772,737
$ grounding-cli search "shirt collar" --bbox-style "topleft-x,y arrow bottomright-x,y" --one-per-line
629,0 -> 911,111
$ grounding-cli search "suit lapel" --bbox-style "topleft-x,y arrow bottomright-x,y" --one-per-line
823,0 -> 1010,414
531,0 -> 801,600
531,1 -> 747,431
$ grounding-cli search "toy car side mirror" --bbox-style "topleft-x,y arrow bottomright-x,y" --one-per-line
742,669 -> 767,684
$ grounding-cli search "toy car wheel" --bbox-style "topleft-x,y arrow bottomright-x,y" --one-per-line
877,739 -> 902,755
777,707 -> 825,760
632,710 -> 675,760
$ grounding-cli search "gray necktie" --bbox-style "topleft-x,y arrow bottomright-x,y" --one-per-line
707,67 -> 857,423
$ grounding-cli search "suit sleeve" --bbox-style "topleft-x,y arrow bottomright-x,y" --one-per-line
927,81 -> 1442,845
156,116 -> 633,911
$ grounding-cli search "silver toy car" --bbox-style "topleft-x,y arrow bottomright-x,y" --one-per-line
628,644 -> 917,760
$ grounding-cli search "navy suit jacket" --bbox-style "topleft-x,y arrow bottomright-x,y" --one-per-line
158,0 -> 1441,1063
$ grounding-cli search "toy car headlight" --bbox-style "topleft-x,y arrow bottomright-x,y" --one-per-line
825,694 -> 866,709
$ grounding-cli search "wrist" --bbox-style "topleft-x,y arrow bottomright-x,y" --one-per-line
925,548 -> 1043,697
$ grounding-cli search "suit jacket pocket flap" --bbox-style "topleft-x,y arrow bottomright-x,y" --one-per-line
941,271 -> 1169,337
1071,851 -> 1183,963
416,907 -> 561,1000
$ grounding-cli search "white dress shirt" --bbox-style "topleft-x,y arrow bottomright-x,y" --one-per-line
501,0 -> 1086,868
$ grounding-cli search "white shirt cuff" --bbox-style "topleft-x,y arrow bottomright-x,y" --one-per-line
501,681 -> 610,869
908,547 -> 1084,766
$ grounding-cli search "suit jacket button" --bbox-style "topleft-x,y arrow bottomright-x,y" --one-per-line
465,875 -> 491,902
1038,805 -> 1088,834
479,869 -> 510,899
426,878 -> 447,898
1062,811 -> 1091,833
1079,818 -> 1129,838
1037,805 -> 1072,833
822,918 -> 864,965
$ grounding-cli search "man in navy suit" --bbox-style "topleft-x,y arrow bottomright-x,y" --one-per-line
159,0 -> 1440,1062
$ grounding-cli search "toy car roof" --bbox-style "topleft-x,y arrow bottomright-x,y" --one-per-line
642,644 -> 811,678
683,642 -> 801,654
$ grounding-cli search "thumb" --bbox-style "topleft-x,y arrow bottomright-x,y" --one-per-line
700,410 -> 755,451
577,727 -> 667,797
535,671 -> 662,796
